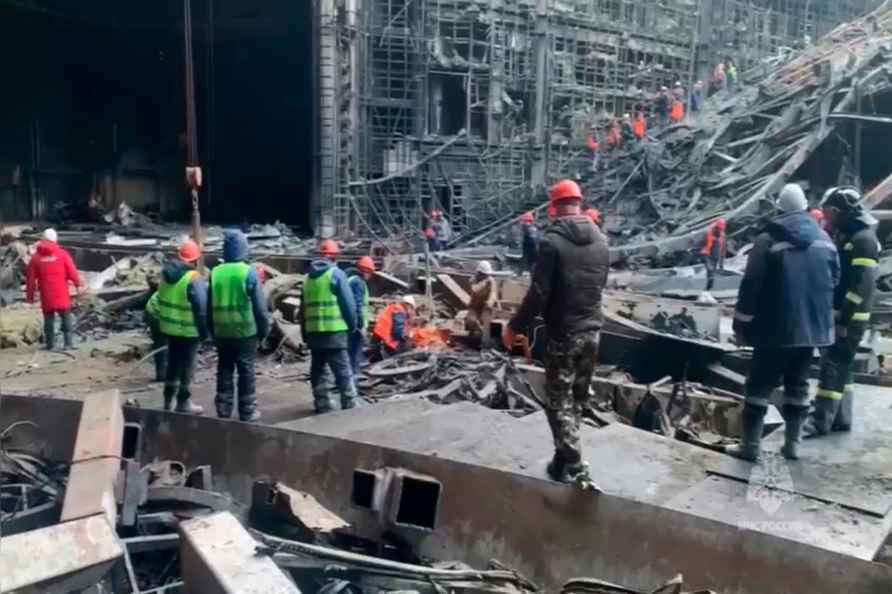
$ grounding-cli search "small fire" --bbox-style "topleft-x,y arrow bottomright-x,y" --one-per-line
410,326 -> 452,350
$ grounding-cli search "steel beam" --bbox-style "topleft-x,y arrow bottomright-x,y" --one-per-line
0,514 -> 122,594
61,389 -> 124,526
178,511 -> 300,594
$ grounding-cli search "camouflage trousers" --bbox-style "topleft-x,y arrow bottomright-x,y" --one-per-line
544,331 -> 599,471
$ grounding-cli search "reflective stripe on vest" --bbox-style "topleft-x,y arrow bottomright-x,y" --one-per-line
373,303 -> 405,350
303,268 -> 348,333
211,262 -> 257,338
158,271 -> 198,337
349,276 -> 370,330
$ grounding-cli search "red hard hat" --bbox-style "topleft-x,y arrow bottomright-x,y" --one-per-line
520,212 -> 535,224
318,239 -> 340,256
425,227 -> 435,239
715,218 -> 727,231
357,256 -> 375,273
585,208 -> 601,225
549,179 -> 583,204
178,240 -> 201,263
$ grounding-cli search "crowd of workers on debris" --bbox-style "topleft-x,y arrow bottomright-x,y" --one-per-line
24,139 -> 876,489
583,58 -> 740,166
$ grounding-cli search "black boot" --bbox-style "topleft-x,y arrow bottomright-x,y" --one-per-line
803,397 -> 839,438
725,404 -> 765,462
546,456 -> 569,483
781,405 -> 809,460
44,314 -> 56,351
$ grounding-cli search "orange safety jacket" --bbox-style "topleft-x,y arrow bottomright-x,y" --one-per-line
671,100 -> 684,122
700,228 -> 726,259
373,303 -> 407,350
634,117 -> 646,139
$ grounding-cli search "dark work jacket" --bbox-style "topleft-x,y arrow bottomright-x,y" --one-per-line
834,223 -> 879,327
510,216 -> 609,342
734,211 -> 839,348
522,225 -> 540,269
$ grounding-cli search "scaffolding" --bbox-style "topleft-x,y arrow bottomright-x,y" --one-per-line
319,0 -> 879,240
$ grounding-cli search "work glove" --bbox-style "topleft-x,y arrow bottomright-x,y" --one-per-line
502,325 -> 517,351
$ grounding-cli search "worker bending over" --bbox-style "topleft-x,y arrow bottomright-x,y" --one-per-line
157,240 -> 207,414
26,228 -> 83,350
504,179 -> 609,489
700,218 -> 727,291
208,230 -> 269,422
730,184 -> 838,461
300,240 -> 358,414
520,212 -> 540,272
804,186 -> 879,437
347,256 -> 376,387
466,261 -> 499,348
372,296 -> 416,359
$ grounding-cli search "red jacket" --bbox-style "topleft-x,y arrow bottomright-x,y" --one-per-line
26,241 -> 82,313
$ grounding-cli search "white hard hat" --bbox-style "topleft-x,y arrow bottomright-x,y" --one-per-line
43,228 -> 58,243
402,295 -> 417,308
476,260 -> 493,275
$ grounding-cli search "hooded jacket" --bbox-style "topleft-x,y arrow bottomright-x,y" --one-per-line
734,211 -> 839,348
207,230 -> 270,340
509,215 -> 609,341
160,259 -> 209,341
299,259 -> 357,350
26,240 -> 82,313
346,266 -> 369,331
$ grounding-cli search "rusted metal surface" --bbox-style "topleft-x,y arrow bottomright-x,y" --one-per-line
0,514 -> 122,593
179,511 -> 300,594
60,389 -> 124,526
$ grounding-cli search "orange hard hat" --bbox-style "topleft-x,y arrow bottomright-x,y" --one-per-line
715,218 -> 727,231
318,239 -> 340,256
549,179 -> 583,204
178,240 -> 201,263
520,212 -> 535,224
585,208 -> 601,225
357,256 -> 375,273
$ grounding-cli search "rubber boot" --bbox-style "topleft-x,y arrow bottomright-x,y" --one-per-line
725,404 -> 765,462
546,455 -> 568,483
240,410 -> 261,423
44,315 -> 56,351
175,399 -> 204,414
803,397 -> 839,438
781,404 -> 809,461
831,385 -> 853,432
215,400 -> 233,419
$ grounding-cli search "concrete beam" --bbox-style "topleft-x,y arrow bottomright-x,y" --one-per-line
0,515 -> 123,594
61,389 -> 124,527
179,512 -> 301,594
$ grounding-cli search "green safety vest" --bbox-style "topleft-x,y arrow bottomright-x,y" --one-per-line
303,268 -> 348,334
349,275 -> 370,330
145,291 -> 160,320
158,272 -> 199,338
211,262 -> 257,339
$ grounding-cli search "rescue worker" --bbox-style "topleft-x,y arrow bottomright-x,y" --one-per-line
714,62 -> 727,92
158,239 -> 207,413
656,86 -> 670,127
503,180 -> 609,489
621,114 -> 635,146
432,210 -> 453,249
670,83 -> 685,123
208,230 -> 269,422
26,228 -> 83,350
424,226 -> 438,252
347,256 -> 375,386
586,128 -> 600,171
299,239 -> 358,413
606,119 -> 621,150
700,218 -> 727,291
726,59 -> 738,92
466,261 -> 499,348
372,295 -> 416,359
520,212 -> 540,272
803,186 -> 880,438
691,81 -> 704,113
729,184 -> 838,461
144,275 -> 167,382
633,112 -> 646,141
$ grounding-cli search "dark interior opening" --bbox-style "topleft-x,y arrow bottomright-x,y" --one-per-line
395,476 -> 440,530
0,0 -> 314,230
121,423 -> 142,460
351,470 -> 376,509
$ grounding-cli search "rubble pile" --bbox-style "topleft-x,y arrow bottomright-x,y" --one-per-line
570,4 -> 892,265
0,238 -> 29,306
